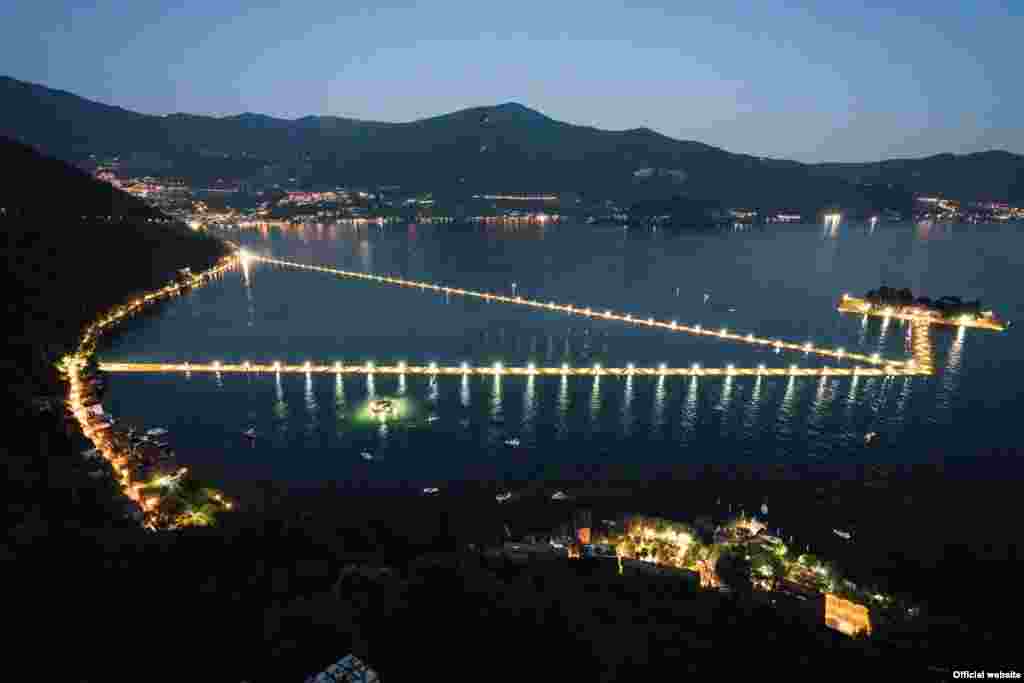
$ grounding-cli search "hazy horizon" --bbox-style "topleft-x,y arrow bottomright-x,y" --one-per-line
5,1 -> 1022,163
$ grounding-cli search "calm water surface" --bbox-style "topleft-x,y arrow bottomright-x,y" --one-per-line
100,221 -> 1024,490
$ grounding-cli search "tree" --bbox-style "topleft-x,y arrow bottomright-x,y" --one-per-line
715,551 -> 752,593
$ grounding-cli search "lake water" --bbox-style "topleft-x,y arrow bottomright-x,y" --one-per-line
100,220 -> 1024,492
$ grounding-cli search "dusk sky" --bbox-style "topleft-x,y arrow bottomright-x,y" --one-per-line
5,0 -> 1022,162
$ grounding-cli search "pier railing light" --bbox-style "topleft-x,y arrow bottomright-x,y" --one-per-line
528,363 -> 536,373
658,363 -> 667,374
366,361 -> 374,371
461,362 -> 469,372
727,364 -> 735,373
695,325 -> 702,332
692,363 -> 700,372
334,362 -> 342,371
494,362 -> 503,374
594,363 -> 602,373
790,364 -> 797,374
720,328 -> 728,335
561,363 -> 569,373
273,361 -> 281,371
304,361 -> 312,371
757,364 -> 765,373
429,361 -> 438,372
627,363 -> 635,372
398,361 -> 407,371
670,320 -> 678,328
213,361 -> 221,369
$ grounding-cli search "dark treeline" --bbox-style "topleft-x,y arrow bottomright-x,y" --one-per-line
865,285 -> 984,318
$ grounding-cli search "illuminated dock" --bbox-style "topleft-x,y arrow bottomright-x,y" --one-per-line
838,295 -> 1007,332
99,362 -> 928,377
249,254 -> 909,369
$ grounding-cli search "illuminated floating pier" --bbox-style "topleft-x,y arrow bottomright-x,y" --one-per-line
99,362 -> 928,377
837,294 -> 1007,332
250,255 -> 908,369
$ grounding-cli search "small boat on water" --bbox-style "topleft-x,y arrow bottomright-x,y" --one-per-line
361,451 -> 374,461
369,399 -> 395,418
504,438 -> 521,447
423,487 -> 440,495
865,432 -> 878,444
146,427 -> 168,437
243,427 -> 257,438
427,415 -> 440,423
459,418 -> 470,427
834,529 -> 853,540
551,490 -> 569,501
496,491 -> 513,503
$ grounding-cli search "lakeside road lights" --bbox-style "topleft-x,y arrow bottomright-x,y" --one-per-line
429,361 -> 438,374
627,363 -> 636,374
757,363 -> 766,375
528,362 -> 537,375
727,364 -> 736,375
334,361 -> 342,373
461,361 -> 470,374
561,363 -> 569,374
658,363 -> 667,375
304,361 -> 312,372
366,360 -> 375,373
692,363 -> 701,375
273,361 -> 281,373
494,361 -> 504,375
398,361 -> 407,373
594,362 -> 602,375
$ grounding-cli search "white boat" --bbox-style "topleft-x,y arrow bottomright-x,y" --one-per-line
243,427 -> 257,438
496,492 -> 512,503
427,415 -> 440,423
361,452 -> 374,461
865,432 -> 878,443
146,427 -> 168,436
504,438 -> 521,447
833,529 -> 852,540
423,487 -> 440,495
551,491 -> 568,501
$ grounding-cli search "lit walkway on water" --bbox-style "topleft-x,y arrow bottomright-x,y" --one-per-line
248,254 -> 914,371
99,361 -> 928,377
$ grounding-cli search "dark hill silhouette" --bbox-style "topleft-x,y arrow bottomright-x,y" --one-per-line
3,74 -> 1022,205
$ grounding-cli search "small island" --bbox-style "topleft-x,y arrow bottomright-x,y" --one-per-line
838,287 -> 1008,331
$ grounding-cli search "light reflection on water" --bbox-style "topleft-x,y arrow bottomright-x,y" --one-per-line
681,376 -> 699,441
556,374 -> 569,440
621,374 -> 634,437
102,220 -> 1024,483
523,373 -> 537,443
650,374 -> 667,438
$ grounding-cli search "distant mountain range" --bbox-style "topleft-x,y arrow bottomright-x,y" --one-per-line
3,75 -> 1022,209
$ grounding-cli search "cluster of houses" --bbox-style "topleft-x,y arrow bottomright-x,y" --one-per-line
494,509 -> 876,638
63,253 -> 238,528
